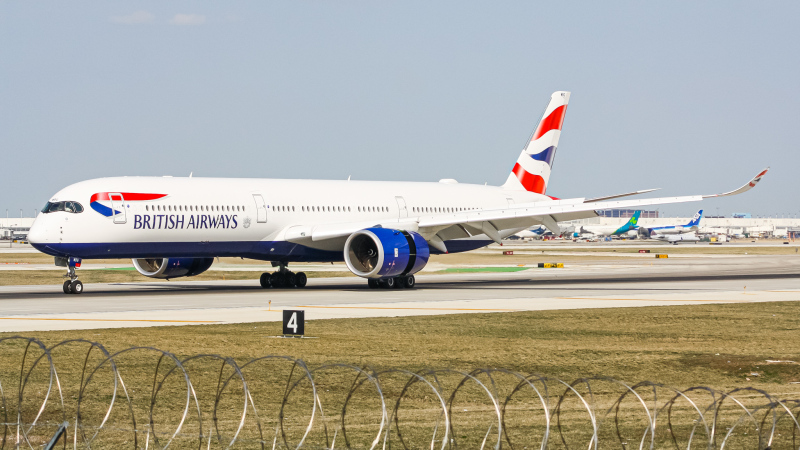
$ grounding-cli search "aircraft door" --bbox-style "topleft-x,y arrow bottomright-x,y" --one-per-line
395,196 -> 408,218
253,194 -> 268,223
109,193 -> 127,224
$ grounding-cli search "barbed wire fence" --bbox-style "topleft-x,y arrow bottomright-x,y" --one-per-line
1,336 -> 800,449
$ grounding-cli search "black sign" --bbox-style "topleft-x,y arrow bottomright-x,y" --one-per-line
282,310 -> 305,336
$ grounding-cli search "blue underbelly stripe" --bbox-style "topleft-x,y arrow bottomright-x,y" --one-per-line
32,239 -> 494,261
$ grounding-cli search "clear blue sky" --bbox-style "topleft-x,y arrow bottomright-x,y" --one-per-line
2,2 -> 798,218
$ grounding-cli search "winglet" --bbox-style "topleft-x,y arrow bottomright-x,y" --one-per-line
702,167 -> 769,198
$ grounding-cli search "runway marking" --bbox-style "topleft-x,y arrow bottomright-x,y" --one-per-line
293,305 -> 521,312
0,317 -> 221,323
555,297 -> 756,302
766,290 -> 800,293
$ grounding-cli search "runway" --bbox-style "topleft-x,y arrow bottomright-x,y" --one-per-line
0,254 -> 798,332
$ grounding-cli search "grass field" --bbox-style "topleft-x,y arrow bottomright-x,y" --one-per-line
3,301 -> 800,447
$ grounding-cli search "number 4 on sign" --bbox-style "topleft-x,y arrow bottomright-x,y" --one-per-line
282,310 -> 305,336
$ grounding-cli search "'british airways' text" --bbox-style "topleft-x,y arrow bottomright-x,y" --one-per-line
133,214 -> 238,230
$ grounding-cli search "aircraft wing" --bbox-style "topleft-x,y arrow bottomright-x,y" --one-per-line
702,167 -> 768,198
296,168 -> 768,249
585,188 -> 660,203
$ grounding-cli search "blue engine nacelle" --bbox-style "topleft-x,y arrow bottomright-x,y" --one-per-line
344,228 -> 430,278
132,257 -> 215,279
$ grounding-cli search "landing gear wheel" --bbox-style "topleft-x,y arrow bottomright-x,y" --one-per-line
259,273 -> 272,288
367,279 -> 379,289
70,280 -> 83,294
402,275 -> 415,289
382,277 -> 396,289
286,272 -> 297,287
271,272 -> 285,288
393,277 -> 403,288
296,272 -> 308,288
63,280 -> 72,294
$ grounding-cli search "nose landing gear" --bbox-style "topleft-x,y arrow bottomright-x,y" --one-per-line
62,264 -> 84,294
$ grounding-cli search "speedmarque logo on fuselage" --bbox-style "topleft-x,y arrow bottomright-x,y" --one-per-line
90,192 -> 167,217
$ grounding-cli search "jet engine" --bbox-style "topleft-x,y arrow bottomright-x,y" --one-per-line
344,228 -> 429,278
132,258 -> 214,279
638,227 -> 653,239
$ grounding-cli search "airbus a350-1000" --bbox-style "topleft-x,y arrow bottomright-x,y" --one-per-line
27,92 -> 769,294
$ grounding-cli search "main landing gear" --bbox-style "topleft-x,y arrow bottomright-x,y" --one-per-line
368,275 -> 415,289
259,263 -> 308,289
62,265 -> 84,295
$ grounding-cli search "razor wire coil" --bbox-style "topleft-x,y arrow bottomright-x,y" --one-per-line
0,336 -> 799,449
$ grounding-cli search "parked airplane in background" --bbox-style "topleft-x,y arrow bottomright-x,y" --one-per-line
515,225 -> 549,239
576,211 -> 641,238
639,210 -> 703,238
27,91 -> 769,294
654,233 -> 701,244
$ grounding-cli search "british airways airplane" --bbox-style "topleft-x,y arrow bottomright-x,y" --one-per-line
27,92 -> 769,294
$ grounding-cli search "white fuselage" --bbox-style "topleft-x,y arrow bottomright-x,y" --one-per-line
649,225 -> 696,236
28,176 -> 550,262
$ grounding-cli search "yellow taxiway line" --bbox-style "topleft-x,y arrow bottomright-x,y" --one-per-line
0,317 -> 220,323
293,305 -> 520,311
556,297 -> 759,302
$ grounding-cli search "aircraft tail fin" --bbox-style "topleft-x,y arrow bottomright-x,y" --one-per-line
613,210 -> 641,235
687,210 -> 703,227
502,91 -> 570,194
628,210 -> 642,227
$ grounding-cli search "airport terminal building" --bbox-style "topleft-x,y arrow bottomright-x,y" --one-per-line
0,218 -> 35,240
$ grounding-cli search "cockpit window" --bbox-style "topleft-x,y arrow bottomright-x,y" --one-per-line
42,201 -> 84,214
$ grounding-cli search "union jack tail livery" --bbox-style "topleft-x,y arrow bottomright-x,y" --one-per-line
502,91 -> 570,194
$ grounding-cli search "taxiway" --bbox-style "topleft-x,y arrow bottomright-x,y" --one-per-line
0,254 -> 797,332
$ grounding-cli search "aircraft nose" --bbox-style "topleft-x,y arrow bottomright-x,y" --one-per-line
27,218 -> 47,244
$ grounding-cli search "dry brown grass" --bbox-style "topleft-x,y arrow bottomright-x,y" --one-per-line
3,301 -> 800,447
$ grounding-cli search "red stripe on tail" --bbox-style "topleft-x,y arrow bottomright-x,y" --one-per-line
512,163 -> 546,194
531,105 -> 567,141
